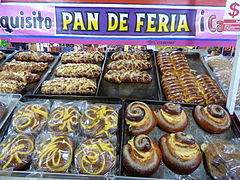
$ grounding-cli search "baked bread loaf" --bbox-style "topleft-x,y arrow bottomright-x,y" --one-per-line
1,60 -> 48,72
159,132 -> 202,174
0,71 -> 40,83
12,104 -> 49,134
0,102 -> 7,120
208,56 -> 232,71
122,134 -> 162,176
154,102 -> 188,132
193,104 -> 231,133
80,105 -> 118,138
61,51 -> 104,64
125,101 -> 156,135
14,51 -> 54,62
41,77 -> 97,95
0,51 -> 6,60
32,135 -> 73,172
0,134 -> 35,170
48,105 -> 81,133
0,79 -> 25,94
75,138 -> 116,175
107,60 -> 152,71
205,142 -> 240,179
54,63 -> 101,78
111,51 -> 151,60
196,74 -> 226,106
104,70 -> 152,84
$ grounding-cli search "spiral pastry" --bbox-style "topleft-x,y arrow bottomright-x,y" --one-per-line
12,104 -> 49,134
122,134 -> 162,176
48,106 -> 81,133
75,138 -> 116,175
159,132 -> 202,175
193,105 -> 231,133
80,105 -> 118,138
0,134 -> 35,170
125,102 -> 156,135
154,102 -> 188,132
32,135 -> 73,172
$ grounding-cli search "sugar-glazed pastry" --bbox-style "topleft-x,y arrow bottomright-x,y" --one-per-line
159,132 -> 202,174
75,138 -> 116,175
0,79 -> 25,94
125,102 -> 156,135
12,104 -> 49,134
154,102 -> 188,132
48,105 -> 81,133
193,105 -> 231,133
107,60 -> 152,71
80,105 -> 118,138
32,135 -> 73,172
0,134 -> 35,170
0,71 -> 40,83
122,134 -> 162,176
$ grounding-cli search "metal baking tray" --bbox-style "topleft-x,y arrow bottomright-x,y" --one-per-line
0,95 -> 123,179
33,52 -> 107,96
120,99 -> 239,180
0,49 -> 17,65
154,51 -> 227,104
97,50 -> 162,100
0,51 -> 61,95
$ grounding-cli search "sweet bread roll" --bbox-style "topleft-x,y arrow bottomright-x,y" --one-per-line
48,105 -> 81,133
80,105 -> 118,138
14,51 -> 54,62
159,132 -> 202,174
154,102 -> 188,132
75,138 -> 116,175
125,102 -> 156,135
32,135 -> 73,172
1,61 -> 48,72
122,134 -> 162,176
0,79 -> 25,94
107,60 -> 152,71
0,71 -> 40,83
111,51 -> 150,60
0,134 -> 35,170
12,104 -> 49,134
193,105 -> 231,133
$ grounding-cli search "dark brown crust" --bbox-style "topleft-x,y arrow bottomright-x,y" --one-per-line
159,133 -> 202,175
193,105 -> 231,133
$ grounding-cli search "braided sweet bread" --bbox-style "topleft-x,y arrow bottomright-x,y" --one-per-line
125,102 -> 156,135
111,51 -> 150,61
0,51 -> 6,60
0,79 -> 25,94
0,134 -> 35,170
159,132 -> 202,174
122,134 -> 162,176
14,51 -> 54,62
0,71 -> 40,83
193,104 -> 231,133
107,60 -> 152,71
75,138 -> 116,175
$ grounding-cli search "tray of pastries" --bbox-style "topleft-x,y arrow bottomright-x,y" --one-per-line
155,51 -> 226,106
98,50 -> 162,100
34,51 -> 106,96
0,95 -> 123,179
0,51 -> 61,95
120,99 -> 239,179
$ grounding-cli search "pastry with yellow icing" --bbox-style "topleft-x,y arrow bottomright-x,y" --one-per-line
0,134 -> 35,170
154,102 -> 188,132
122,134 -> 162,176
75,138 -> 116,175
48,105 -> 81,133
32,135 -> 73,172
12,104 -> 49,134
80,105 -> 118,138
159,132 -> 202,175
193,104 -> 231,133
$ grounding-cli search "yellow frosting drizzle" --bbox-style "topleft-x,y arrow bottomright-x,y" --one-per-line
160,109 -> 184,124
203,107 -> 226,125
128,138 -> 152,160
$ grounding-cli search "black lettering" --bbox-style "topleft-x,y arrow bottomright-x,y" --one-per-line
0,16 -> 12,33
32,11 -> 37,28
25,17 -> 32,28
37,11 -> 44,29
20,16 -> 24,29
10,16 -> 19,28
45,17 -> 51,29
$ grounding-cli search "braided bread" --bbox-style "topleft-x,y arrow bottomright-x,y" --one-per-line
14,51 -> 54,62
1,61 -> 48,72
111,51 -> 150,61
107,60 -> 152,71
0,71 -> 40,83
0,79 -> 25,94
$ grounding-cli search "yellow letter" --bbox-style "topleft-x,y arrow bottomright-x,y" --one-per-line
73,12 -> 86,30
158,14 -> 169,32
146,14 -> 156,32
119,13 -> 129,31
87,12 -> 99,30
177,14 -> 190,32
170,14 -> 176,32
108,13 -> 118,31
135,13 -> 145,32
62,12 -> 72,30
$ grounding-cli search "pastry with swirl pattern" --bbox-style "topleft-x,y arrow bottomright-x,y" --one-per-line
193,105 -> 231,133
75,138 -> 116,175
159,132 -> 202,174
12,104 -> 49,134
0,134 -> 35,170
48,105 -> 81,133
122,134 -> 162,176
154,102 -> 188,132
32,135 -> 73,172
125,102 -> 156,135
80,105 -> 118,137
